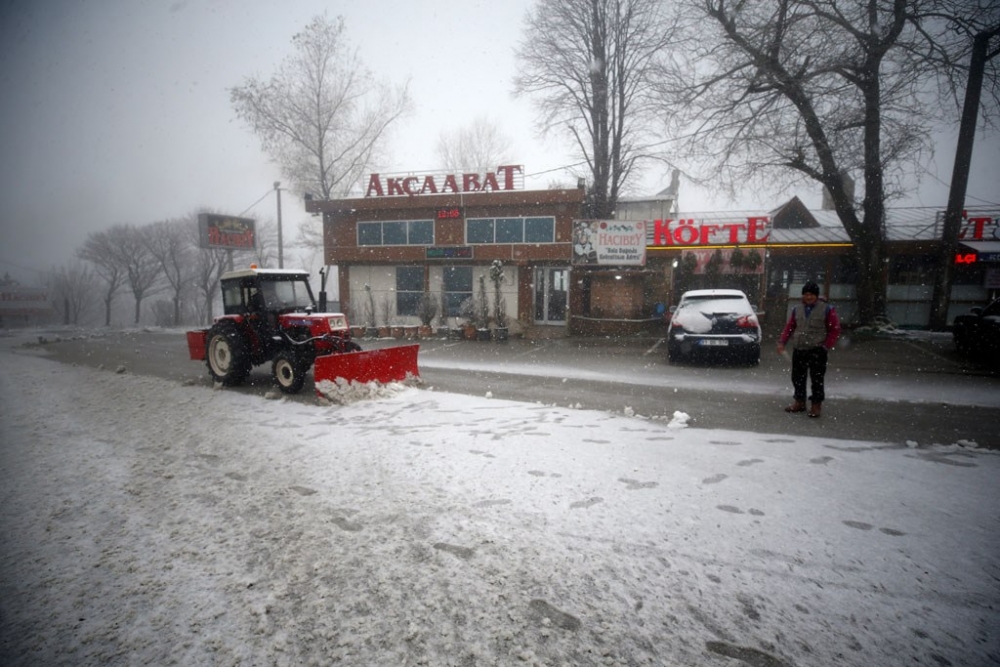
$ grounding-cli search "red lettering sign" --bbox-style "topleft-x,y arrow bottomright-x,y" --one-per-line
955,253 -> 977,264
650,217 -> 770,246
365,165 -> 524,198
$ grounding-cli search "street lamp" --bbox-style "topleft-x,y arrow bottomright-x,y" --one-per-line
274,181 -> 283,269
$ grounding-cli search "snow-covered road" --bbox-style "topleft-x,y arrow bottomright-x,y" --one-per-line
1,341 -> 998,666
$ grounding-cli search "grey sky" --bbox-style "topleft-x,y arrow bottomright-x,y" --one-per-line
1,0 -> 997,286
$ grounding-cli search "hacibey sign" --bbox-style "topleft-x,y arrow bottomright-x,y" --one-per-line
365,165 -> 524,198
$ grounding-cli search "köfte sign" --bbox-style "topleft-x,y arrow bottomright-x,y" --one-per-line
650,216 -> 770,246
365,165 -> 524,198
198,214 -> 256,250
574,220 -> 647,266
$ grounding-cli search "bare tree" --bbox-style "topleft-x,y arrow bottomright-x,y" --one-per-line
48,260 -> 98,325
187,217 -> 230,325
78,229 -> 127,326
107,224 -> 162,325
514,0 -> 678,218
436,116 -> 514,173
230,14 -> 411,215
659,0 -> 999,325
144,218 -> 193,326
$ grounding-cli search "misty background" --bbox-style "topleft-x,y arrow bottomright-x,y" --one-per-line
1,0 -> 997,291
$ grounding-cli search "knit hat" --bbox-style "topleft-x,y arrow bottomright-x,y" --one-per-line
802,281 -> 820,296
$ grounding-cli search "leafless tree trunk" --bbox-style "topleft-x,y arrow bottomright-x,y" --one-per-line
78,229 -> 127,326
144,218 -> 193,326
436,116 -> 513,173
48,261 -> 98,325
514,0 -> 678,218
105,224 -> 162,325
230,14 -> 411,254
659,0 -> 998,325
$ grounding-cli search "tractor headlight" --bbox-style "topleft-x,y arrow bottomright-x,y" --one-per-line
327,315 -> 347,330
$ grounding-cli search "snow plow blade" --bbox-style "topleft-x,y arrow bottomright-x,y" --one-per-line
313,344 -> 420,389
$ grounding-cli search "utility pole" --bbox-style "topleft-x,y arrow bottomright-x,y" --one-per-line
929,26 -> 1000,330
275,181 -> 284,269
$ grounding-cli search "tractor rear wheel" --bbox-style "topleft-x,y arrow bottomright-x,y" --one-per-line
206,321 -> 251,386
272,350 -> 308,394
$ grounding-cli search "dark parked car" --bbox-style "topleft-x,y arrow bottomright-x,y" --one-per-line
953,297 -> 1000,369
666,289 -> 762,365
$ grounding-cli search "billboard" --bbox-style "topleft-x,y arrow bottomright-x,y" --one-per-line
572,220 -> 647,266
198,214 -> 256,250
0,286 -> 50,315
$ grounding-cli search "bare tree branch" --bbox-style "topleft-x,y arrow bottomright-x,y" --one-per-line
515,0 -> 680,217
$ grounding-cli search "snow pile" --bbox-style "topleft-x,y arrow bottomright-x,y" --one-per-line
315,375 -> 416,404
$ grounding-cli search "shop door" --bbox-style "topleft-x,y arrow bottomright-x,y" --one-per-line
534,267 -> 569,324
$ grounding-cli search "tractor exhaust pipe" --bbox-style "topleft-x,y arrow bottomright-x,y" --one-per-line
318,267 -> 328,312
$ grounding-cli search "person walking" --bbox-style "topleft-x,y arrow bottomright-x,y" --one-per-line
777,281 -> 842,418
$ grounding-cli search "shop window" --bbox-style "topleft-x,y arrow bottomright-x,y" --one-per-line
358,220 -> 434,246
442,266 -> 472,318
466,217 -> 555,244
467,219 -> 494,244
525,217 -> 555,242
396,266 -> 424,316
496,218 -> 522,243
409,220 -> 433,245
383,221 -> 407,245
358,222 -> 381,246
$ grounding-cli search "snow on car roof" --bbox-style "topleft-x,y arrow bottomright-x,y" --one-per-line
679,289 -> 747,299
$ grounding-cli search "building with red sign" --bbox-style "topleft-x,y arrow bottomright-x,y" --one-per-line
307,167 -> 587,337
306,166 -> 998,337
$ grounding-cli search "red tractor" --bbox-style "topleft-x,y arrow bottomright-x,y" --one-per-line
187,266 -> 418,394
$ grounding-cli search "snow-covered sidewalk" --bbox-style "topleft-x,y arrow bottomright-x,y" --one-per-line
1,346 -> 998,666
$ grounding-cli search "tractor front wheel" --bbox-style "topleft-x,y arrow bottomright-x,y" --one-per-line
206,321 -> 251,386
272,350 -> 308,394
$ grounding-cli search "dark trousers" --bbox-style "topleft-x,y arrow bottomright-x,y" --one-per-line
791,347 -> 828,403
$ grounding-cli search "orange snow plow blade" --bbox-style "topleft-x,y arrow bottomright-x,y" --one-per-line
312,344 -> 420,390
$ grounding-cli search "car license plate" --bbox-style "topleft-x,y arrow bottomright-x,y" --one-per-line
700,339 -> 729,346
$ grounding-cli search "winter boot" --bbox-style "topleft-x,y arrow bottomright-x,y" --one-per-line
808,402 -> 822,418
785,400 -> 806,413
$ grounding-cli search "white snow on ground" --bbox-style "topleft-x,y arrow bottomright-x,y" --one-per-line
1,340 -> 999,666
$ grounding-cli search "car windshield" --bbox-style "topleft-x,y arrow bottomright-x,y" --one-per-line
260,279 -> 313,310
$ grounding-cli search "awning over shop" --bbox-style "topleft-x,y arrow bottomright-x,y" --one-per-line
960,241 -> 1000,262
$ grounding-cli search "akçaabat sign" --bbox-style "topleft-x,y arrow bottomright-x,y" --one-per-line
365,165 -> 524,198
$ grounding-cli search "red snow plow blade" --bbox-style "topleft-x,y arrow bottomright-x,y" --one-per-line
313,344 -> 420,390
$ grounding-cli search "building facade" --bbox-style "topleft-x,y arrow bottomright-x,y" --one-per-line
307,166 -> 587,337
307,166 -> 999,337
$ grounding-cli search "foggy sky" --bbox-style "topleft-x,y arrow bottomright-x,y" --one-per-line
0,0 -> 997,286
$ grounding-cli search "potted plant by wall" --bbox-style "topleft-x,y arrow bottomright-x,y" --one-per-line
476,275 -> 491,341
458,296 -> 477,340
417,289 -> 437,338
490,260 -> 509,342
378,296 -> 393,338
